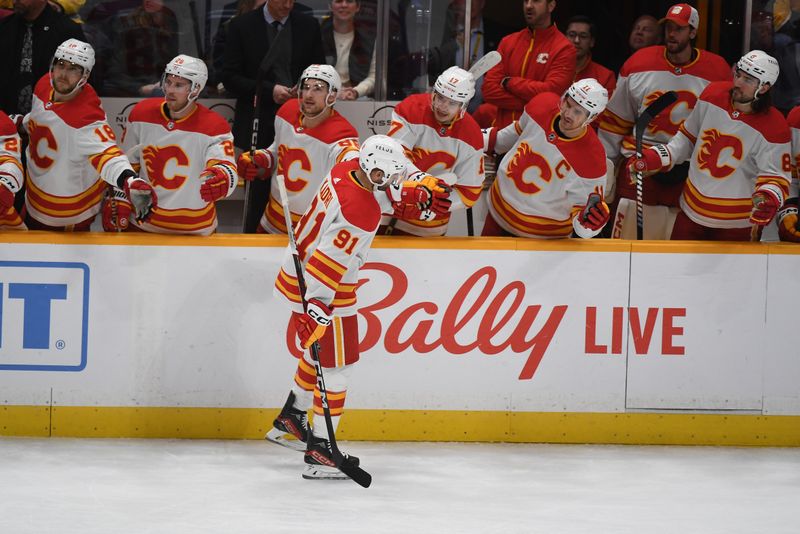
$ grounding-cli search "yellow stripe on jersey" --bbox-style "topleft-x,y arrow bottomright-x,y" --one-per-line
89,146 -> 125,175
0,155 -> 23,172
490,181 -> 573,237
682,179 -> 751,221
598,109 -> 634,136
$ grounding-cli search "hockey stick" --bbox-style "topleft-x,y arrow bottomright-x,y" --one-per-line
634,91 -> 677,240
465,51 -> 501,236
242,26 -> 291,231
276,175 -> 373,489
188,1 -> 204,59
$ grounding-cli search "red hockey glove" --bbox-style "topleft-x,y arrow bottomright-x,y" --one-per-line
122,175 -> 157,222
579,192 -> 610,231
394,176 -> 452,216
237,149 -> 274,181
294,298 -> 333,349
199,166 -> 232,202
101,188 -> 132,231
392,202 -> 423,220
777,198 -> 800,243
0,175 -> 15,211
629,145 -> 670,175
750,188 -> 781,225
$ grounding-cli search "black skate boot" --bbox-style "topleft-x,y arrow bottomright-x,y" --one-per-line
265,392 -> 309,452
302,433 -> 360,480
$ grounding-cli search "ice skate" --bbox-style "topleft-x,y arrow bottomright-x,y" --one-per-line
302,434 -> 360,480
265,392 -> 309,452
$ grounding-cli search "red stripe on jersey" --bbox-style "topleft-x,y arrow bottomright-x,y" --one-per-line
454,184 -> 482,207
26,176 -> 105,216
756,175 -> 790,197
144,203 -> 217,232
682,179 -> 751,220
306,249 -> 346,291
489,181 -> 573,237
275,268 -> 303,304
89,146 -> 125,174
598,108 -> 634,136
265,194 -> 299,234
0,206 -> 24,228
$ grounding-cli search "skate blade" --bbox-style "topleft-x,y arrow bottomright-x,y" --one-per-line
265,428 -> 306,452
302,464 -> 350,480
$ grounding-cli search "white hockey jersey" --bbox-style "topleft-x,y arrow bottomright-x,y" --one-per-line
274,159 -> 381,317
0,111 -> 25,229
23,74 -> 134,226
386,93 -> 484,236
260,99 -> 359,233
488,92 -> 608,238
598,46 -> 731,161
122,98 -> 237,235
661,81 -> 792,229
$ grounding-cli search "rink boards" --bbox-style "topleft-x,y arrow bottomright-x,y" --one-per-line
1,232 -> 799,446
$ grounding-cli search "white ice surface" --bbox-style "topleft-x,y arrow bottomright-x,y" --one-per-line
0,438 -> 798,534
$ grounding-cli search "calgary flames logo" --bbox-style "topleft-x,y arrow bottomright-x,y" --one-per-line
142,145 -> 189,189
696,129 -> 743,179
644,90 -> 697,136
406,147 -> 457,174
27,120 -> 58,169
505,142 -> 558,195
278,145 -> 312,193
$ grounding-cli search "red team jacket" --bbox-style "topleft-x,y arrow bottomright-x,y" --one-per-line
483,24 -> 577,130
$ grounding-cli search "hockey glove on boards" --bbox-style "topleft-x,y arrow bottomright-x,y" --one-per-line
776,198 -> 800,242
0,175 -> 15,211
237,149 -> 274,181
120,173 -> 157,222
750,188 -> 781,226
579,192 -> 610,231
101,188 -> 132,231
294,298 -> 332,349
199,166 -> 234,202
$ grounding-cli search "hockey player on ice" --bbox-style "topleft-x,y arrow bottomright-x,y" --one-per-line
481,78 -> 611,239
106,54 -> 237,235
630,50 -> 792,242
21,38 -> 156,231
236,64 -> 360,234
379,65 -> 484,236
269,135 -> 447,480
0,111 -> 25,230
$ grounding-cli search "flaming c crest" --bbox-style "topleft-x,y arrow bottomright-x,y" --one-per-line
643,90 -> 697,136
27,120 -> 58,170
696,129 -> 743,179
142,145 -> 189,189
406,147 -> 457,174
278,145 -> 313,193
505,142 -> 553,195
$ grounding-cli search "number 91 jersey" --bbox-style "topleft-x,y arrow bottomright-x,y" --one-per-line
274,159 -> 381,317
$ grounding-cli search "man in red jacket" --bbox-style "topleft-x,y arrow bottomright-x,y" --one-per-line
481,0 -> 576,130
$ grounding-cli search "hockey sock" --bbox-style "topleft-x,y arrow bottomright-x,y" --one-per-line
291,354 -> 316,411
312,364 -> 352,440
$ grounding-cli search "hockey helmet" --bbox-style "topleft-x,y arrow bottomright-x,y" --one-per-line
53,38 -> 95,76
736,50 -> 779,94
359,135 -> 408,188
434,66 -> 476,105
300,64 -> 342,95
565,78 -> 609,126
163,55 -> 208,100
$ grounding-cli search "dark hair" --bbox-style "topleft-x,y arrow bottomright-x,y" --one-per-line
752,89 -> 773,114
565,15 -> 596,39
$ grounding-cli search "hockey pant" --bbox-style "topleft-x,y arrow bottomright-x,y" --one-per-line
610,198 -> 679,240
289,314 -> 358,440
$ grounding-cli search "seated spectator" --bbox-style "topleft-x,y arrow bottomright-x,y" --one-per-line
321,0 -> 376,100
102,0 -> 179,97
566,15 -> 616,98
628,14 -> 661,52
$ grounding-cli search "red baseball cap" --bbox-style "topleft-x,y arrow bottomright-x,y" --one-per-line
660,3 -> 700,28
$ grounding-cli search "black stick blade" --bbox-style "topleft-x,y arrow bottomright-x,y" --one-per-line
339,463 -> 372,488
